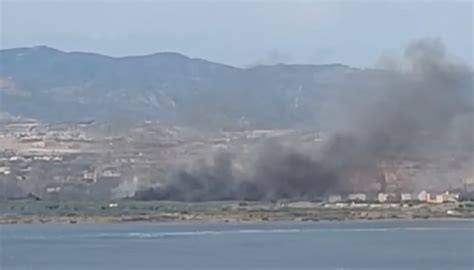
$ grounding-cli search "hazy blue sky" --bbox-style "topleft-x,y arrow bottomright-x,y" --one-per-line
1,0 -> 472,67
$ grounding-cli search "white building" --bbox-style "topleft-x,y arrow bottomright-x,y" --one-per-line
417,190 -> 429,202
348,193 -> 367,202
427,194 -> 444,204
31,141 -> 46,148
0,166 -> 11,175
401,193 -> 413,201
378,193 -> 389,203
287,201 -> 320,209
46,186 -> 61,193
441,192 -> 459,202
328,195 -> 342,203
101,168 -> 121,178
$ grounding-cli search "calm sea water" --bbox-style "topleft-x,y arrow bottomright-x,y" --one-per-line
1,219 -> 473,270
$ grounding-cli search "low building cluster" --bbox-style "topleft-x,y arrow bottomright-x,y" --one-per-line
2,120 -> 474,202
327,190 -> 462,204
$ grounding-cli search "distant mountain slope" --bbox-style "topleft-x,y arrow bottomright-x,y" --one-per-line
0,46 -> 359,128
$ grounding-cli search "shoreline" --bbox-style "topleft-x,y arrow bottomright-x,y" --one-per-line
1,214 -> 473,225
1,200 -> 473,225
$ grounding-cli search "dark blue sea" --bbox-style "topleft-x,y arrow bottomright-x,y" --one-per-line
1,219 -> 473,270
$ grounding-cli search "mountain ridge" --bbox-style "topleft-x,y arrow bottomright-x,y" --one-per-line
0,46 -> 363,128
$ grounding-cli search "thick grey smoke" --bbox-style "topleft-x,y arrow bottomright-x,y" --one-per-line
135,145 -> 339,201
136,38 -> 473,201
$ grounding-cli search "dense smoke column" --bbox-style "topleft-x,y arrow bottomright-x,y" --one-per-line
136,152 -> 244,201
318,38 -> 473,192
135,38 -> 473,201
135,147 -> 340,201
251,143 -> 339,200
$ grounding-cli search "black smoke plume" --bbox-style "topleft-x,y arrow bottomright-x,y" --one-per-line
136,38 -> 473,201
135,145 -> 340,201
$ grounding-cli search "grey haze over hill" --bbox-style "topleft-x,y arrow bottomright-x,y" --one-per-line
0,43 -> 471,132
0,46 -> 359,128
